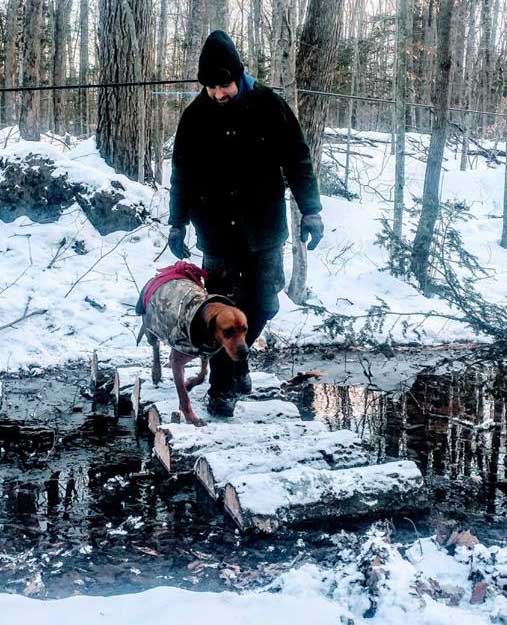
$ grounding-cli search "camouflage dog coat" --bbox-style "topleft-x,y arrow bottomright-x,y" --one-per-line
142,278 -> 232,357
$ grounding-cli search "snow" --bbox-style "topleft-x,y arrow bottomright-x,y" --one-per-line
1,132 -> 507,371
1,530 -> 503,625
1,132 -> 507,622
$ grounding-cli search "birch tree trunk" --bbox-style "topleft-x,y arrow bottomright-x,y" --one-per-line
53,0 -> 70,135
4,0 -> 20,127
96,0 -> 153,182
411,0 -> 453,294
19,0 -> 44,140
79,0 -> 89,136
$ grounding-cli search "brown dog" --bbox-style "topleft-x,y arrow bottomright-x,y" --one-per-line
138,280 -> 248,426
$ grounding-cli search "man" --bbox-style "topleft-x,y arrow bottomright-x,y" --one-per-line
168,30 -> 324,416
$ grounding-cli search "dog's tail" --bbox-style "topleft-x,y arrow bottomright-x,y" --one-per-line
136,323 -> 146,346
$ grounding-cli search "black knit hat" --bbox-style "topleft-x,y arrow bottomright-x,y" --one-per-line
198,30 -> 244,87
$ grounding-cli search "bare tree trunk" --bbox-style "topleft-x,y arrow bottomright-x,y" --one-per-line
209,0 -> 229,31
79,0 -> 89,136
19,0 -> 44,140
460,1 -> 476,171
53,0 -> 70,135
501,135 -> 507,248
393,0 -> 407,259
182,0 -> 206,80
411,0 -> 453,294
272,0 -> 304,304
96,0 -> 153,182
4,0 -> 20,127
154,0 -> 168,183
479,0 -> 493,133
287,0 -> 342,304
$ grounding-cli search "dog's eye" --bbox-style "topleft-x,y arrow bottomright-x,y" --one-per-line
223,327 -> 235,338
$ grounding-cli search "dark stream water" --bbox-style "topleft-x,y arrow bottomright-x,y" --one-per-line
0,349 -> 505,598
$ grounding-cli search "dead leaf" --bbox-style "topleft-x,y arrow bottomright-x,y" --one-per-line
470,581 -> 488,604
286,370 -> 324,386
446,530 -> 479,548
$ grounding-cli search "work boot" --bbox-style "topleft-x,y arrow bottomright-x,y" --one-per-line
234,359 -> 252,395
234,372 -> 252,395
207,391 -> 236,417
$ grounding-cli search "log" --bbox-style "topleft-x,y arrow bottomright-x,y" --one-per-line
223,460 -> 426,533
233,399 -> 300,423
90,351 -> 98,392
195,429 -> 369,500
158,420 -> 327,473
153,428 -> 171,473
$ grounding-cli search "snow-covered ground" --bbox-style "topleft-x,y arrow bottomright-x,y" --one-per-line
1,131 -> 506,371
1,530 -> 505,625
1,130 -> 506,621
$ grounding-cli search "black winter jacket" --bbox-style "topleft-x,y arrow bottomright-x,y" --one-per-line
169,82 -> 322,255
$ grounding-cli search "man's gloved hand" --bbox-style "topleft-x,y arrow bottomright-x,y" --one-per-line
300,214 -> 324,251
168,226 -> 191,259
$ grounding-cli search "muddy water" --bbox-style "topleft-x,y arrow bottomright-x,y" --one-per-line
0,351 -> 505,598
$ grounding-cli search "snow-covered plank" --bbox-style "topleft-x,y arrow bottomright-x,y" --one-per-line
195,429 -> 369,500
157,420 -> 327,473
249,371 -> 282,390
223,460 -> 426,533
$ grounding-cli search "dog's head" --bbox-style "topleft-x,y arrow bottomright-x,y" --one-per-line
203,303 -> 249,361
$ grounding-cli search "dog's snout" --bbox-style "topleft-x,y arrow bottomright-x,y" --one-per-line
236,345 -> 249,361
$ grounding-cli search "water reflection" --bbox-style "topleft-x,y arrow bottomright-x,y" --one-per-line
310,364 -> 507,515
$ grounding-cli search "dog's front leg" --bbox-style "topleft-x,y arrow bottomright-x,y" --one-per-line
185,356 -> 209,391
170,349 -> 206,427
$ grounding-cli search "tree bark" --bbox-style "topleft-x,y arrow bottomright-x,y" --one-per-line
53,0 -> 70,135
209,0 -> 229,32
501,134 -> 507,248
154,0 -> 168,184
4,0 -> 20,127
411,0 -> 453,294
196,429 -> 369,500
96,0 -> 153,182
79,0 -> 89,136
19,0 -> 44,140
224,460 -> 425,533
393,0 -> 407,264
288,0 -> 342,304
182,0 -> 206,81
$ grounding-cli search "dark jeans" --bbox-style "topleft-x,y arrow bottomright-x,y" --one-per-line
203,246 -> 285,395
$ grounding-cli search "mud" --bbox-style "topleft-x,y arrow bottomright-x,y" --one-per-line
0,348 -> 505,598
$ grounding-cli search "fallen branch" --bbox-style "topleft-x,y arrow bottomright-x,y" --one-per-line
0,308 -> 48,332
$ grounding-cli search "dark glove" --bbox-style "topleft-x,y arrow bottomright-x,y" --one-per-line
168,226 -> 191,259
300,214 -> 324,250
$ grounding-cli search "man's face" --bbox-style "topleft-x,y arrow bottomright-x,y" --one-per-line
206,81 -> 239,105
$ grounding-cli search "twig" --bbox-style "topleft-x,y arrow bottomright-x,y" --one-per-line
47,238 -> 68,269
64,225 -> 146,298
0,308 -> 47,332
0,266 -> 29,297
121,253 -> 140,293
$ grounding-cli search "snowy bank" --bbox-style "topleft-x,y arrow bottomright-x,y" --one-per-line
1,132 -> 506,371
